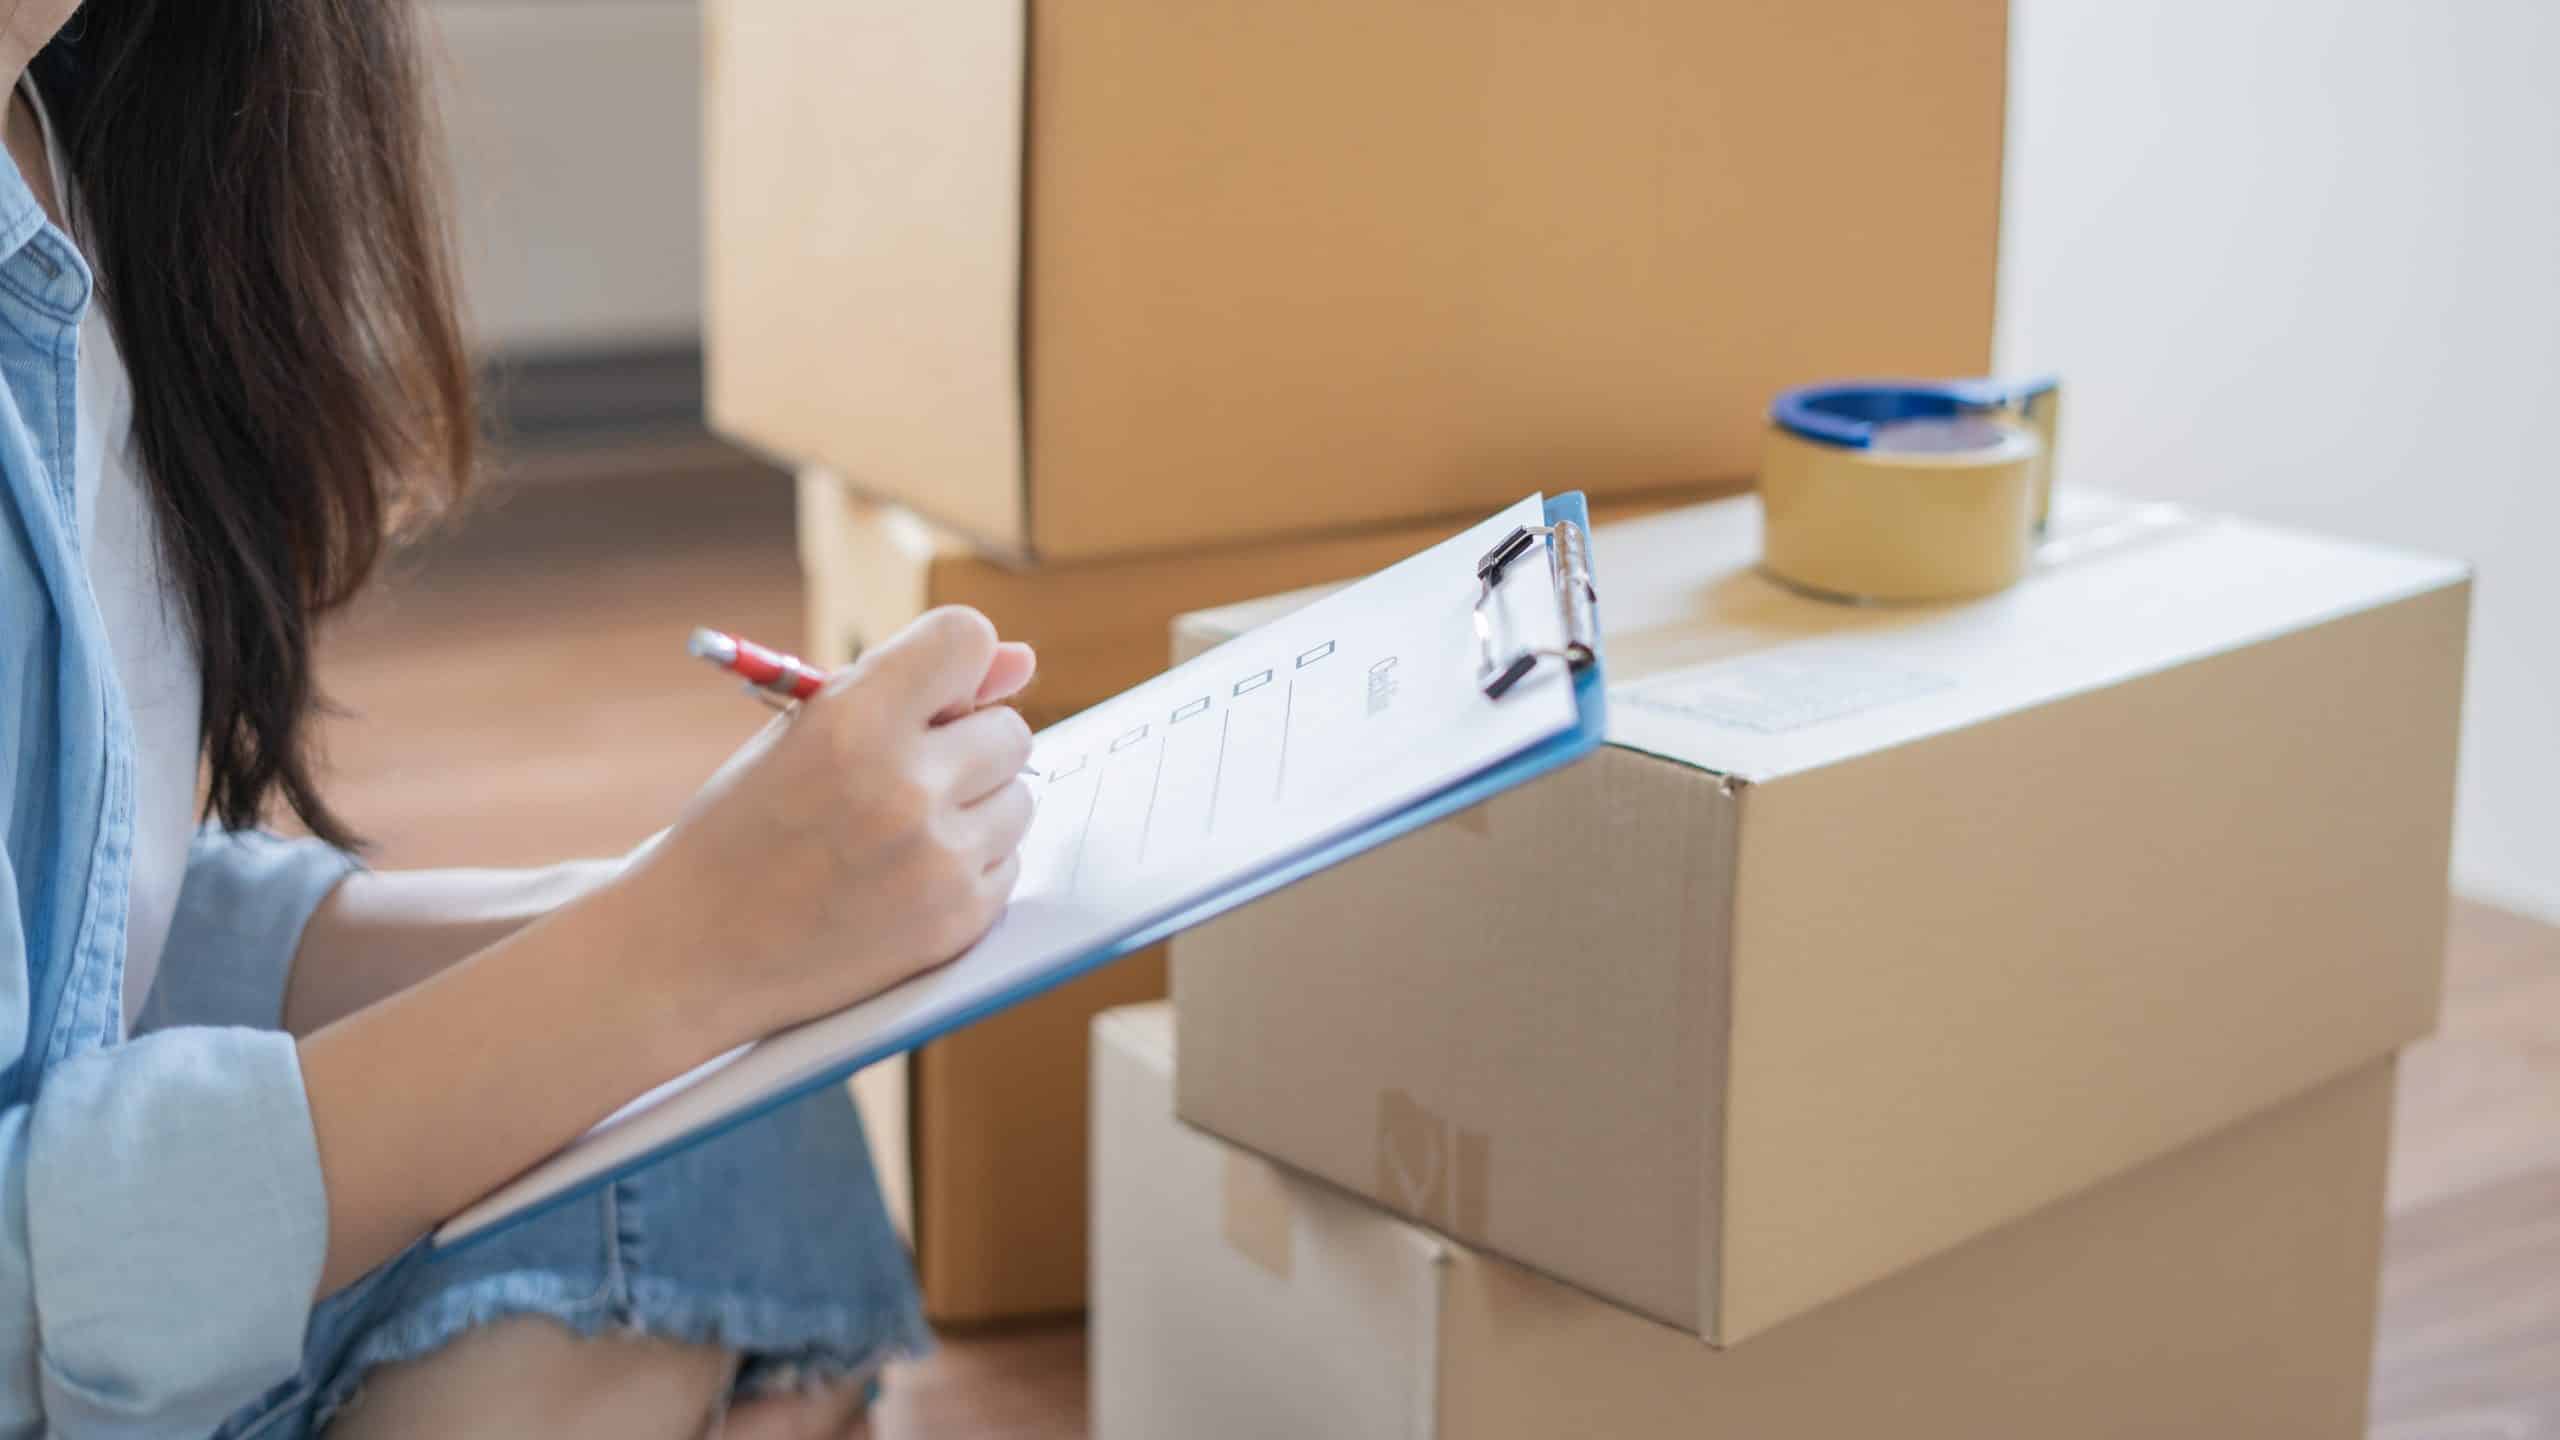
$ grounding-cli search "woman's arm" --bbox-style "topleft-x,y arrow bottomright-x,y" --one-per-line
282,860 -> 621,1034
296,866 -> 739,1291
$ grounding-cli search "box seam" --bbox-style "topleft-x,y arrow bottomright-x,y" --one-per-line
1700,774 -> 1745,1344
1012,0 -> 1037,552
1418,1237 -> 1451,1440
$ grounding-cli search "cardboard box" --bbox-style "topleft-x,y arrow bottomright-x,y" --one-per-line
709,0 -> 2006,560
806,471 -> 1709,1321
1093,1004 -> 2396,1440
1171,492 -> 2468,1343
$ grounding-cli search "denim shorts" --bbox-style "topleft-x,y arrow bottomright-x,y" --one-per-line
211,1082 -> 931,1439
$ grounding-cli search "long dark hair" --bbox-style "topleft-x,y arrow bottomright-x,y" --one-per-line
34,2 -> 474,848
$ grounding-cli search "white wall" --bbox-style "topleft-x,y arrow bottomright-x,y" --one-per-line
425,1 -> 703,353
1997,1 -> 2560,921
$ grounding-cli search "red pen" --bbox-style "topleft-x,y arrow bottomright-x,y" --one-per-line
689,627 -> 828,702
690,628 -> 1044,781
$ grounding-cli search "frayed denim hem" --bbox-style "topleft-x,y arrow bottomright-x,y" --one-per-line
305,1269 -> 935,1433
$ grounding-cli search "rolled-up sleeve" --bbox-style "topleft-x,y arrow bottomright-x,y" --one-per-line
139,828 -> 361,1033
0,851 -> 331,1437
8,1027 -> 329,1435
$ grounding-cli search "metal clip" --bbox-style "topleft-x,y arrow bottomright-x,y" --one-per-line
1472,518 -> 1599,699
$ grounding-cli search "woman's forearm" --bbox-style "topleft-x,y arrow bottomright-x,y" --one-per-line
296,870 -> 734,1295
284,859 -> 624,1034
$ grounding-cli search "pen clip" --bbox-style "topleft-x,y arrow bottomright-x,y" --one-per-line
1472,517 -> 1598,700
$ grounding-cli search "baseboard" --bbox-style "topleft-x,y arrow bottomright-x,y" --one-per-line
475,342 -> 778,487
480,342 -> 705,446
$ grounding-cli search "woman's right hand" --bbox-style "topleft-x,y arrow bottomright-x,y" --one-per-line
299,608 -> 1039,1291
621,606 -> 1040,1050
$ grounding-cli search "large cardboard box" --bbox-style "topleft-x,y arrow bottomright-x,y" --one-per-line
710,1 -> 2006,560
1171,492 -> 2469,1343
804,472 -> 1709,1320
1093,1004 -> 2397,1440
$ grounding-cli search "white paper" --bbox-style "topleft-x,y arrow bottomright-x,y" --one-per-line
439,496 -> 1576,1245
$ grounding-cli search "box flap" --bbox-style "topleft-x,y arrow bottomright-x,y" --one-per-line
1597,492 -> 2470,781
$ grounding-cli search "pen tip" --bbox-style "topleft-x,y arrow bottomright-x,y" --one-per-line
687,627 -> 735,663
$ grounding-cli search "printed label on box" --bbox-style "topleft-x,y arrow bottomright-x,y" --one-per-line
1620,652 -> 1955,734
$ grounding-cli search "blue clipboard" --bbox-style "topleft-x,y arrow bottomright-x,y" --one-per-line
434,492 -> 1605,1253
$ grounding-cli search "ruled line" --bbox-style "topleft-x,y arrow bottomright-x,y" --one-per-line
1135,732 -> 1169,865
1205,708 -> 1233,836
1273,679 -> 1296,801
1065,759 -> 1107,897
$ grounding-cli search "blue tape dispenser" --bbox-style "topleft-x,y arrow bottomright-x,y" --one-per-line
1760,377 -> 2062,602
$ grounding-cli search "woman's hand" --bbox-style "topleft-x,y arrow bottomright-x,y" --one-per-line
620,606 -> 1041,1050
300,607 -> 1039,1291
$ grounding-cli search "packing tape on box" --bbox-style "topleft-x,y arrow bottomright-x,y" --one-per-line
1760,377 -> 2062,603
1376,1090 -> 1491,1235
1220,1150 -> 1297,1279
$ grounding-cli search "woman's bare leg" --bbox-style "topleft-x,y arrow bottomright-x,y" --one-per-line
321,1316 -> 874,1440
322,1317 -> 731,1440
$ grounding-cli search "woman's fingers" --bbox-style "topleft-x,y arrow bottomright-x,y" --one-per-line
844,606 -> 1000,725
926,704 -> 1034,805
954,777 -> 1037,870
934,640 -> 1039,723
975,641 -> 1037,707
978,849 -> 1024,907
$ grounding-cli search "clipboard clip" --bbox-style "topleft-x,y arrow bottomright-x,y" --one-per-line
1473,518 -> 1599,699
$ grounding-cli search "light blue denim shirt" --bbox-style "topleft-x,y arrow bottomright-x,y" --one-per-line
0,123 -> 361,1433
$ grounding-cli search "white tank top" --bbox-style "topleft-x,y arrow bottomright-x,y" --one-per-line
21,77 -> 204,1032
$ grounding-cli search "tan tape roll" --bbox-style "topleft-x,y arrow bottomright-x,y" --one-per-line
1759,421 -> 2044,603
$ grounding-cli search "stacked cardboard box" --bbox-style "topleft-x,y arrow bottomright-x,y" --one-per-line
1094,493 -> 2469,1430
707,0 -> 2006,563
1095,1005 -> 2398,1439
714,0 -> 2008,1323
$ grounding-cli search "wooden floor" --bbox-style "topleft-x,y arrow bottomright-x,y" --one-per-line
316,461 -> 2560,1438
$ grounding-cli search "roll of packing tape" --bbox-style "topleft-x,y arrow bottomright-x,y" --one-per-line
1760,377 -> 2061,603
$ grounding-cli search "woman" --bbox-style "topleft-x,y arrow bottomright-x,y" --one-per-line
0,4 -> 1040,1436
